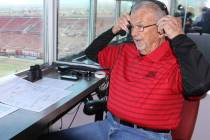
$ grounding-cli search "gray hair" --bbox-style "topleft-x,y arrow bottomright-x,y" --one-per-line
131,0 -> 167,21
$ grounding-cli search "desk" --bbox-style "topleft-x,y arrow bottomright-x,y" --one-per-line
0,68 -> 104,140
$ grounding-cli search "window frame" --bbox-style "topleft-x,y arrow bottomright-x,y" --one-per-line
54,0 -> 117,67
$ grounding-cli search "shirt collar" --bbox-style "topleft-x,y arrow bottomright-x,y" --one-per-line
139,40 -> 172,62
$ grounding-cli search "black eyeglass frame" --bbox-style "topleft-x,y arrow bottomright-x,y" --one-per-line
130,23 -> 157,32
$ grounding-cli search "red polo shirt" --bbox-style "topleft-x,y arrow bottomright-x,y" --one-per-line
98,41 -> 184,130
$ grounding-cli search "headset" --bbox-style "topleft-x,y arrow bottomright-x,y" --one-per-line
143,0 -> 169,15
118,0 -> 169,36
130,0 -> 169,16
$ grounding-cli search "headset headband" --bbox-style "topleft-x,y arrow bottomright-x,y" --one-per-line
133,0 -> 169,15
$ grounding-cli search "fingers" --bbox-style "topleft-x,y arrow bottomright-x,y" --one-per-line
157,15 -> 180,25
118,14 -> 131,32
112,14 -> 131,34
157,16 -> 179,31
157,15 -> 184,39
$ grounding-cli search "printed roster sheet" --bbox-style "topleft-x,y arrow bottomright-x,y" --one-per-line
0,103 -> 18,119
0,75 -> 75,112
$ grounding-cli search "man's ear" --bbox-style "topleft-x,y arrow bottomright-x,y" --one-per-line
157,27 -> 165,38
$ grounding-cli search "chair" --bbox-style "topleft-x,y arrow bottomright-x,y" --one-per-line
187,33 -> 210,63
172,99 -> 200,140
83,80 -> 108,121
83,88 -> 200,140
172,33 -> 210,140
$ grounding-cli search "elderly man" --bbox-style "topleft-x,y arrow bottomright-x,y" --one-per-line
40,0 -> 209,140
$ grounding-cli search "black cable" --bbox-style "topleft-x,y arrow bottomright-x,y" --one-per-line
59,117 -> 63,130
68,102 -> 82,128
47,123 -> 50,134
66,103 -> 83,115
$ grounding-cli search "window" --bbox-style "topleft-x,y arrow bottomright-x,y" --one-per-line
96,0 -> 115,36
173,0 -> 210,34
57,0 -> 89,62
0,0 -> 44,77
120,1 -> 133,15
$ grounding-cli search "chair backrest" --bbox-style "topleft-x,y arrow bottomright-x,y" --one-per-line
172,100 -> 200,140
187,33 -> 210,62
171,33 -> 209,140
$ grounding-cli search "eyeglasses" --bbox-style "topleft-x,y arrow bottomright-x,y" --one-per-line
131,23 -> 157,32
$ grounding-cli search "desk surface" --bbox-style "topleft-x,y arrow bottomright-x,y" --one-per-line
0,68 -> 104,140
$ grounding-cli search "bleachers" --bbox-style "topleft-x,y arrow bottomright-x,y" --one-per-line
3,18 -> 29,31
0,16 -> 42,34
0,16 -> 111,59
0,17 -> 11,27
0,16 -> 43,58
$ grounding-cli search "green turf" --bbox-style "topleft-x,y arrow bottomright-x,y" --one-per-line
0,56 -> 43,77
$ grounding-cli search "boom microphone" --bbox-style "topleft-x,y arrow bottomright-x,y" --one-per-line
117,30 -> 127,36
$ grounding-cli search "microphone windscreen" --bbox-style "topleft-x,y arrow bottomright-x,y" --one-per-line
117,30 -> 127,36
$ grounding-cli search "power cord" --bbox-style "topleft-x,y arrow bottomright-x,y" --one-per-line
67,102 -> 82,128
59,117 -> 63,130
66,102 -> 84,115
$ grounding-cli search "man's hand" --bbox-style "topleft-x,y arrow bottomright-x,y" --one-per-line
157,16 -> 184,39
112,14 -> 131,35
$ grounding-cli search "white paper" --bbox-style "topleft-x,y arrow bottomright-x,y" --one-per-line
0,74 -> 17,86
34,77 -> 75,90
0,75 -> 73,112
0,103 -> 18,118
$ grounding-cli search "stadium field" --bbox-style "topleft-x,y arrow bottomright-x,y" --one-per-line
0,56 -> 42,77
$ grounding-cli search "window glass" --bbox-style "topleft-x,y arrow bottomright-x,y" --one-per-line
57,0 -> 89,62
174,0 -> 210,34
0,0 -> 44,77
96,0 -> 115,36
120,1 -> 133,15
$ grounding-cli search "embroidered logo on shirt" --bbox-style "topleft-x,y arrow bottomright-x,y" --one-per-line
145,71 -> 157,78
